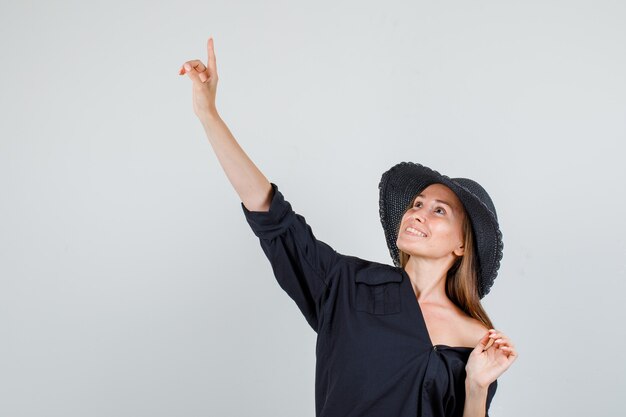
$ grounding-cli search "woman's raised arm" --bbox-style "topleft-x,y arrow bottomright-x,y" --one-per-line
179,37 -> 272,212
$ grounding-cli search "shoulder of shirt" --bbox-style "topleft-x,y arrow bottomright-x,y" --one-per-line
338,253 -> 391,268
338,254 -> 403,284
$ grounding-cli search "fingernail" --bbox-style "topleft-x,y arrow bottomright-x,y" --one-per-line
184,63 -> 191,71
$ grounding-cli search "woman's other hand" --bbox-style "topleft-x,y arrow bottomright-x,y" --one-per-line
465,328 -> 518,388
179,37 -> 219,120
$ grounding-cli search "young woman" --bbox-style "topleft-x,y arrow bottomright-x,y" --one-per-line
180,37 -> 517,417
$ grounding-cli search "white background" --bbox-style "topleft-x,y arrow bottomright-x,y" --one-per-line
1,0 -> 625,416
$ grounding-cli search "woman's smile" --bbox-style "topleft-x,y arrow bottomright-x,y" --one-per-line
405,226 -> 428,237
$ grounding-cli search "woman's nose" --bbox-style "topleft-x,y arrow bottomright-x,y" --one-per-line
413,211 -> 426,222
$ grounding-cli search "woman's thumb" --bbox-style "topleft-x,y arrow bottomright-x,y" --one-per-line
474,332 -> 492,353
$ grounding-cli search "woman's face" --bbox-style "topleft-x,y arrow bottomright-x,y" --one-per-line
396,183 -> 466,261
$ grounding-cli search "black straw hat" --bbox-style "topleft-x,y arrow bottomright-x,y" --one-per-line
378,162 -> 503,299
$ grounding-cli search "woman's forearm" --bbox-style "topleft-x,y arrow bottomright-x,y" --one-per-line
199,112 -> 272,212
462,379 -> 489,417
180,39 -> 272,212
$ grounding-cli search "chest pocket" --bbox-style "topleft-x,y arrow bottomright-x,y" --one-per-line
354,264 -> 403,315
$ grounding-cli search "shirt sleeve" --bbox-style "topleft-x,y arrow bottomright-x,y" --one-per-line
240,182 -> 341,333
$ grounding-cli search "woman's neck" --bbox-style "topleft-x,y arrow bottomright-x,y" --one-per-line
404,256 -> 452,303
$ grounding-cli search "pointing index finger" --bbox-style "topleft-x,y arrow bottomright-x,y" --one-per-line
207,37 -> 217,74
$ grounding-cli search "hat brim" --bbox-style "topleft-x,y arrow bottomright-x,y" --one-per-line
378,162 -> 503,298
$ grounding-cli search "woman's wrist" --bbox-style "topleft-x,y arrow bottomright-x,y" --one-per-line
198,108 -> 221,126
463,378 -> 489,417
465,377 -> 489,394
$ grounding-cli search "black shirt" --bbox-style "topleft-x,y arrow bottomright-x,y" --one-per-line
241,182 -> 498,417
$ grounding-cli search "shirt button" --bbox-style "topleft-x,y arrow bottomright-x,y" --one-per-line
433,345 -> 438,351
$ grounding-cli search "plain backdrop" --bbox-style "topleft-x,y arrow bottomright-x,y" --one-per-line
1,0 -> 625,416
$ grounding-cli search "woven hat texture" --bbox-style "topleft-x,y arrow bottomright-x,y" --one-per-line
378,162 -> 503,299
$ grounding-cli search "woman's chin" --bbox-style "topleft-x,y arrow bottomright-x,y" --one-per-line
397,242 -> 423,258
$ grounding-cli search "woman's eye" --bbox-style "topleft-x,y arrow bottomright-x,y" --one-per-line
414,202 -> 445,214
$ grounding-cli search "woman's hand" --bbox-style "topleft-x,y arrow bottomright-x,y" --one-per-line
465,328 -> 518,388
179,37 -> 219,120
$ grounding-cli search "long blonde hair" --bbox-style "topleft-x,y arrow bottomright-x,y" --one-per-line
398,194 -> 495,330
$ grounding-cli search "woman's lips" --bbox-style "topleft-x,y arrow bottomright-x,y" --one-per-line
405,227 -> 428,237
